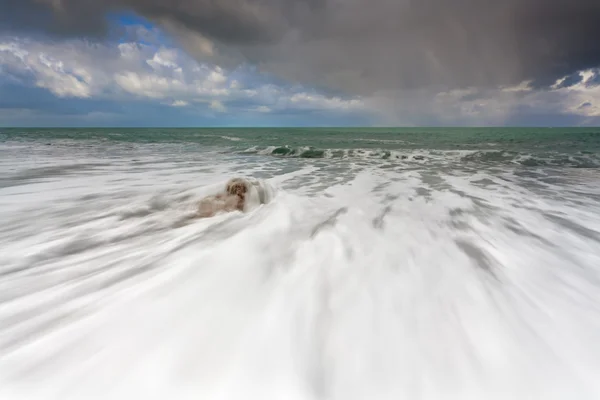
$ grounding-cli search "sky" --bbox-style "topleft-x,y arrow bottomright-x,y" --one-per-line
1,0 -> 600,127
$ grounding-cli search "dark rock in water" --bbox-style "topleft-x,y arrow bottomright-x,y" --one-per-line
413,155 -> 425,160
401,155 -> 408,160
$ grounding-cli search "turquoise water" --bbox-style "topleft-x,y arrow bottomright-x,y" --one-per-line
2,127 -> 600,150
2,127 -> 600,167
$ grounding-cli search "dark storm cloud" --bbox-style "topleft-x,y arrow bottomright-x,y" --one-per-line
0,0 -> 109,37
1,0 -> 600,94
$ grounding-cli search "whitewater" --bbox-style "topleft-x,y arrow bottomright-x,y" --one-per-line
1,134 -> 600,400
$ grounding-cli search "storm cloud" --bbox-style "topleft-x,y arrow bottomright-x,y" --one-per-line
1,0 -> 600,96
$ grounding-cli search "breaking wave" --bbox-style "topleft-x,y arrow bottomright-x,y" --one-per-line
239,146 -> 600,168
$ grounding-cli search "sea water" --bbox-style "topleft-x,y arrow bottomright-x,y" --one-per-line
0,128 -> 600,400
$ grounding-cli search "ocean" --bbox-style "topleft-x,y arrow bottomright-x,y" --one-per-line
1,127 -> 600,399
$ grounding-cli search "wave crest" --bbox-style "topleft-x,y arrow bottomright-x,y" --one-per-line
239,146 -> 600,168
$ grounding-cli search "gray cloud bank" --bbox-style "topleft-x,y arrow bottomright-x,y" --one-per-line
1,0 -> 600,97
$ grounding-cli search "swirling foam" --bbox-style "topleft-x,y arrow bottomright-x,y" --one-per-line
0,139 -> 599,400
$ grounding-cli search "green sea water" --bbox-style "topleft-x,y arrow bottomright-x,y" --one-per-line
2,127 -> 600,167
1,127 -> 599,147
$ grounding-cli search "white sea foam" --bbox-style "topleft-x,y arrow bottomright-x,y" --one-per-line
0,141 -> 600,400
221,136 -> 243,142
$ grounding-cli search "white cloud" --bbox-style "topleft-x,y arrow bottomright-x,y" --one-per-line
256,105 -> 271,113
0,41 -> 93,98
7,32 -> 598,125
210,100 -> 226,112
171,100 -> 189,107
0,35 -> 366,117
501,80 -> 533,93
207,67 -> 226,85
146,48 -> 179,70
543,69 -> 600,117
367,70 -> 600,126
288,92 -> 364,111
115,71 -> 183,99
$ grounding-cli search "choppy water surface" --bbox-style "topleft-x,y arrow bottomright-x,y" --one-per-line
1,128 -> 600,400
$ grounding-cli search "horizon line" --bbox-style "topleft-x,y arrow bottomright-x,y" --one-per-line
1,126 -> 597,129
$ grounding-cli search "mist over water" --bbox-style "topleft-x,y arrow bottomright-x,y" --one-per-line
1,129 -> 600,400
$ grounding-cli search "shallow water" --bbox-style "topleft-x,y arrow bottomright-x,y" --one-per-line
1,132 -> 600,400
